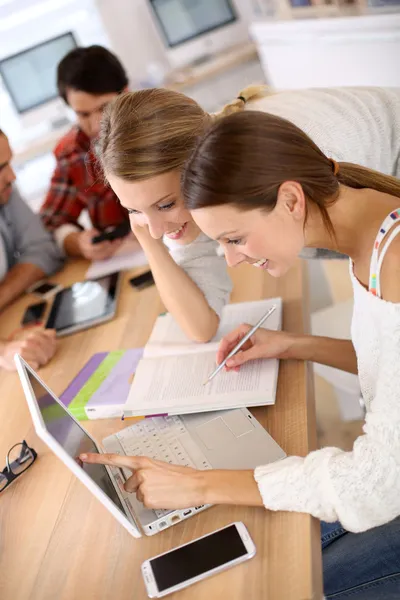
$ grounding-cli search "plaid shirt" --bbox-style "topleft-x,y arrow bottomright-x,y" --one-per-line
40,127 -> 129,232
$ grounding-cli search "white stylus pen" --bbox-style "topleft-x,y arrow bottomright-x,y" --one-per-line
203,304 -> 277,386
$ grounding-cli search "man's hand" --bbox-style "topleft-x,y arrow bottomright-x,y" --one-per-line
0,329 -> 57,371
64,230 -> 123,260
77,229 -> 124,260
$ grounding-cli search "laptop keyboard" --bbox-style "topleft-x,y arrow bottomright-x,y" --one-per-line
114,416 -> 212,519
116,416 -> 212,469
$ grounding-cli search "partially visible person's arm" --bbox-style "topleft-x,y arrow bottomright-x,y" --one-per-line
63,229 -> 123,261
134,226 -> 222,342
40,158 -> 94,258
40,158 -> 85,239
41,161 -> 127,260
287,333 -> 357,374
217,326 -> 358,374
0,329 -> 57,371
0,188 -> 64,310
0,263 -> 45,312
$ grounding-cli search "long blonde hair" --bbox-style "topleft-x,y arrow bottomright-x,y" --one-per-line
97,85 -> 269,181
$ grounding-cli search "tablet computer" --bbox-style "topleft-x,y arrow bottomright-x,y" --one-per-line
45,272 -> 121,337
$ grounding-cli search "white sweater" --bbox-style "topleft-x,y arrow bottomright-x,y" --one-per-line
255,262 -> 400,533
250,87 -> 400,177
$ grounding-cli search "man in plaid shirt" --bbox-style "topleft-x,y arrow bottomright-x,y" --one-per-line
40,46 -> 131,261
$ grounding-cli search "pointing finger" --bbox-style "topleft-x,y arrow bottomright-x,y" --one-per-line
80,452 -> 144,471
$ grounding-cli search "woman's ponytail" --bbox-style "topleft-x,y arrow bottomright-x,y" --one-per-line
337,162 -> 400,199
213,84 -> 274,119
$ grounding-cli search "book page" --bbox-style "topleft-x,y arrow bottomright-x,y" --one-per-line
216,298 -> 282,340
124,351 -> 278,416
143,297 -> 282,359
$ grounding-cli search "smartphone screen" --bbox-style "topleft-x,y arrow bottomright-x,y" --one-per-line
92,222 -> 131,244
22,302 -> 47,325
149,524 -> 248,593
129,271 -> 155,290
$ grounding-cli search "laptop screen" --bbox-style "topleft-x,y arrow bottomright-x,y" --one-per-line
26,366 -> 126,515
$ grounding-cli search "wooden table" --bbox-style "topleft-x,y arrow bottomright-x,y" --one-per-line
0,259 -> 322,600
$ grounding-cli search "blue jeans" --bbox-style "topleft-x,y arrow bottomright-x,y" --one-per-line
321,517 -> 400,599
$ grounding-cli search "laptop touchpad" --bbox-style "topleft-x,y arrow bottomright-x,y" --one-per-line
196,412 -> 254,450
222,410 -> 255,437
196,418 -> 235,450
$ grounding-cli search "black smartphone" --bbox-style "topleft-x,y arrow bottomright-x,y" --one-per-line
142,522 -> 256,597
92,222 -> 131,245
21,301 -> 47,326
129,271 -> 155,290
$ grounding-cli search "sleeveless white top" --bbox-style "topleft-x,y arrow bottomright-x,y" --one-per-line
254,211 -> 400,533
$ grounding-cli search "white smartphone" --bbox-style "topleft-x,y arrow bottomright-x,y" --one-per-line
141,522 -> 256,598
27,280 -> 63,300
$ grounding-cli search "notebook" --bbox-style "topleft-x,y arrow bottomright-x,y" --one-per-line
123,298 -> 282,418
60,348 -> 143,420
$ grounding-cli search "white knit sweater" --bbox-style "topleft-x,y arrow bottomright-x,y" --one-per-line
250,87 -> 400,178
255,262 -> 400,533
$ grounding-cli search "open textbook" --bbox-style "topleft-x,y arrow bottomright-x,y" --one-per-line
123,298 -> 282,418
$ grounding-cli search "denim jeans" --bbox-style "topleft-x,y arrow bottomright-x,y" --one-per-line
321,517 -> 400,599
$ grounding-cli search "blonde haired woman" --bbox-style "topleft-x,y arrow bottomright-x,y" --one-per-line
97,85 -> 264,343
97,86 -> 400,342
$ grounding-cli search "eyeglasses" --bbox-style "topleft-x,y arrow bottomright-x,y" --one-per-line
0,440 -> 37,493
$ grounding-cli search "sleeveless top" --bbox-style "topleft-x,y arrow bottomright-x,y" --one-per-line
368,208 -> 400,297
254,208 -> 400,533
351,208 -> 400,412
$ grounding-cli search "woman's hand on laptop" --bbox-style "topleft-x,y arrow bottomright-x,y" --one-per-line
79,453 -> 263,509
80,453 -> 205,508
217,325 -> 296,371
0,329 -> 56,371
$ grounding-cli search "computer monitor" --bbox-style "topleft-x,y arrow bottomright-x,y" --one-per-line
0,32 -> 77,130
148,0 -> 249,68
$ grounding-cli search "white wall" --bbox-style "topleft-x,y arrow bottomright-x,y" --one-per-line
251,13 -> 400,89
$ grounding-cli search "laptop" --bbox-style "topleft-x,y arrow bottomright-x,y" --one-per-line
16,356 -> 286,538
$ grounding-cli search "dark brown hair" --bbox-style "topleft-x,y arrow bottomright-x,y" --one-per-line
182,111 -> 400,238
57,45 -> 128,104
